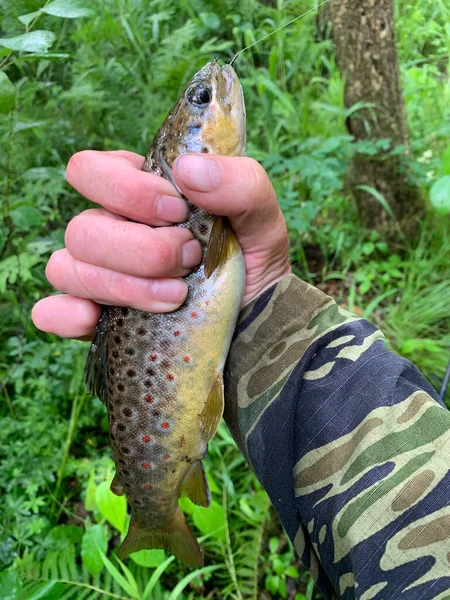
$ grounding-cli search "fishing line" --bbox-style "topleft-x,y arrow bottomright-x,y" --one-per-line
230,0 -> 330,66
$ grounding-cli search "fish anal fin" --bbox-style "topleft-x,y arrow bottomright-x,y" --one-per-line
181,460 -> 212,507
110,473 -> 124,496
199,374 -> 224,441
204,216 -> 240,279
84,309 -> 109,405
118,508 -> 203,568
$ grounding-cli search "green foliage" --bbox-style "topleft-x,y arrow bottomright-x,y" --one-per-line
0,0 -> 449,597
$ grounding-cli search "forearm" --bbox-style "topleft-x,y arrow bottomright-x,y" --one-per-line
224,274 -> 450,599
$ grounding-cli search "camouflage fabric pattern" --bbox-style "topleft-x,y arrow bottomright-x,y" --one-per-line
224,275 -> 450,599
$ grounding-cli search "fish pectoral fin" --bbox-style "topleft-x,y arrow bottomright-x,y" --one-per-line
204,216 -> 240,279
199,374 -> 224,441
118,508 -> 203,568
181,460 -> 212,507
84,309 -> 109,405
110,473 -> 125,496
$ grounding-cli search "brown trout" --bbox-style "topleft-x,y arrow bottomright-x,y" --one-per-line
85,61 -> 246,567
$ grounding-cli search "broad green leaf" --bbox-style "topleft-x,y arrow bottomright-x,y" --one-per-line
178,496 -> 195,515
85,472 -> 97,511
130,548 -> 166,567
430,176 -> 450,215
81,524 -> 108,576
0,72 -> 15,114
0,570 -> 21,600
193,500 -> 225,540
10,205 -> 46,230
441,146 -> 450,176
0,31 -> 56,53
18,11 -> 41,26
285,565 -> 299,578
43,0 -> 94,18
96,480 -> 127,533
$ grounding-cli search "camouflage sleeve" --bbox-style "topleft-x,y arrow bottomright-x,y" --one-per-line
224,274 -> 450,600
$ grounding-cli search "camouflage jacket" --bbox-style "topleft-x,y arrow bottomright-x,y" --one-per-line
224,275 -> 450,600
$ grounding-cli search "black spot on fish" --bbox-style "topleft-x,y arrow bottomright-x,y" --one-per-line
122,469 -> 130,476
121,308 -> 129,316
199,223 -> 208,235
124,331 -> 131,339
201,146 -> 209,153
109,368 -> 115,375
123,407 -> 132,417
112,351 -> 119,359
114,336 -> 121,344
141,313 -> 150,319
161,359 -> 170,369
127,369 -> 136,378
117,424 -> 126,432
118,458 -> 125,465
137,327 -> 147,335
117,318 -> 124,327
144,379 -> 152,387
152,410 -> 161,417
118,383 -> 124,392
146,368 -> 155,376
122,446 -> 130,454
125,347 -> 135,356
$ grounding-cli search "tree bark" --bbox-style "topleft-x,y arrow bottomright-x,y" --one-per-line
328,0 -> 422,234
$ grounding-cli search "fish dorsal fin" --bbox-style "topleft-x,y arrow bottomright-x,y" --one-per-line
181,460 -> 212,507
200,374 -> 224,441
84,309 -> 109,405
204,216 -> 240,279
110,473 -> 125,496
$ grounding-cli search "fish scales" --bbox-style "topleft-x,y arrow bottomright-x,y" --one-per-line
85,61 -> 246,566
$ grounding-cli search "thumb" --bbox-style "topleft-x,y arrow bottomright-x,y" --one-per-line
172,154 -> 286,254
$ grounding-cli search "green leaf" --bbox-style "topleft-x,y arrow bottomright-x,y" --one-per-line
85,472 -> 97,512
178,496 -> 195,515
285,565 -> 299,578
269,537 -> 279,554
0,570 -> 22,600
430,176 -> 450,215
81,524 -> 108,576
0,72 -> 16,114
10,205 -> 46,230
441,146 -> 450,176
355,184 -> 396,219
97,550 -> 140,599
18,11 -> 41,26
96,480 -> 127,533
273,557 -> 285,575
167,565 -> 220,600
43,0 -> 94,18
130,548 -> 166,567
143,555 -> 175,599
0,31 -> 56,53
193,500 -> 225,540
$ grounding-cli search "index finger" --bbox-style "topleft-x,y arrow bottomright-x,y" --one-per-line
66,150 -> 189,226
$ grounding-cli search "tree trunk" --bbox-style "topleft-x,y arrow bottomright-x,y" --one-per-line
328,0 -> 422,234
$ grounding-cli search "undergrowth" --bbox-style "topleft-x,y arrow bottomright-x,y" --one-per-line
0,0 -> 449,598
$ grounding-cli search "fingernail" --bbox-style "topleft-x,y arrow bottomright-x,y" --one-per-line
152,279 -> 187,303
156,195 -> 189,222
182,239 -> 202,268
176,155 -> 221,192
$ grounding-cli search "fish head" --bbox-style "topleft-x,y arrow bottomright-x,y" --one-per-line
155,61 -> 246,172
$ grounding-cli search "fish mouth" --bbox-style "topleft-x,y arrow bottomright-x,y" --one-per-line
220,65 -> 246,156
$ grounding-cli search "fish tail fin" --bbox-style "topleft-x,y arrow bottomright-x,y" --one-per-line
118,508 -> 203,567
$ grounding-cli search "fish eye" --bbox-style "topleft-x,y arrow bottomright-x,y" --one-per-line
188,86 -> 212,106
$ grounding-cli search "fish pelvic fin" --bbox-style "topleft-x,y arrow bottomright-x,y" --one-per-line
200,374 -> 224,441
110,473 -> 125,496
181,460 -> 212,507
204,216 -> 241,279
118,508 -> 203,568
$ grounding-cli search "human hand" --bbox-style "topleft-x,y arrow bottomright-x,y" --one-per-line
32,150 -> 290,338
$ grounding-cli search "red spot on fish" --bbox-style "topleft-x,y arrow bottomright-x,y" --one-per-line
191,312 -> 198,319
205,300 -> 210,305
163,454 -> 169,460
161,422 -> 170,429
173,330 -> 180,336
183,356 -> 190,362
143,435 -> 151,442
149,353 -> 157,362
145,484 -> 152,490
142,463 -> 151,469
161,498 -> 166,502
145,395 -> 153,403
167,373 -> 174,381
